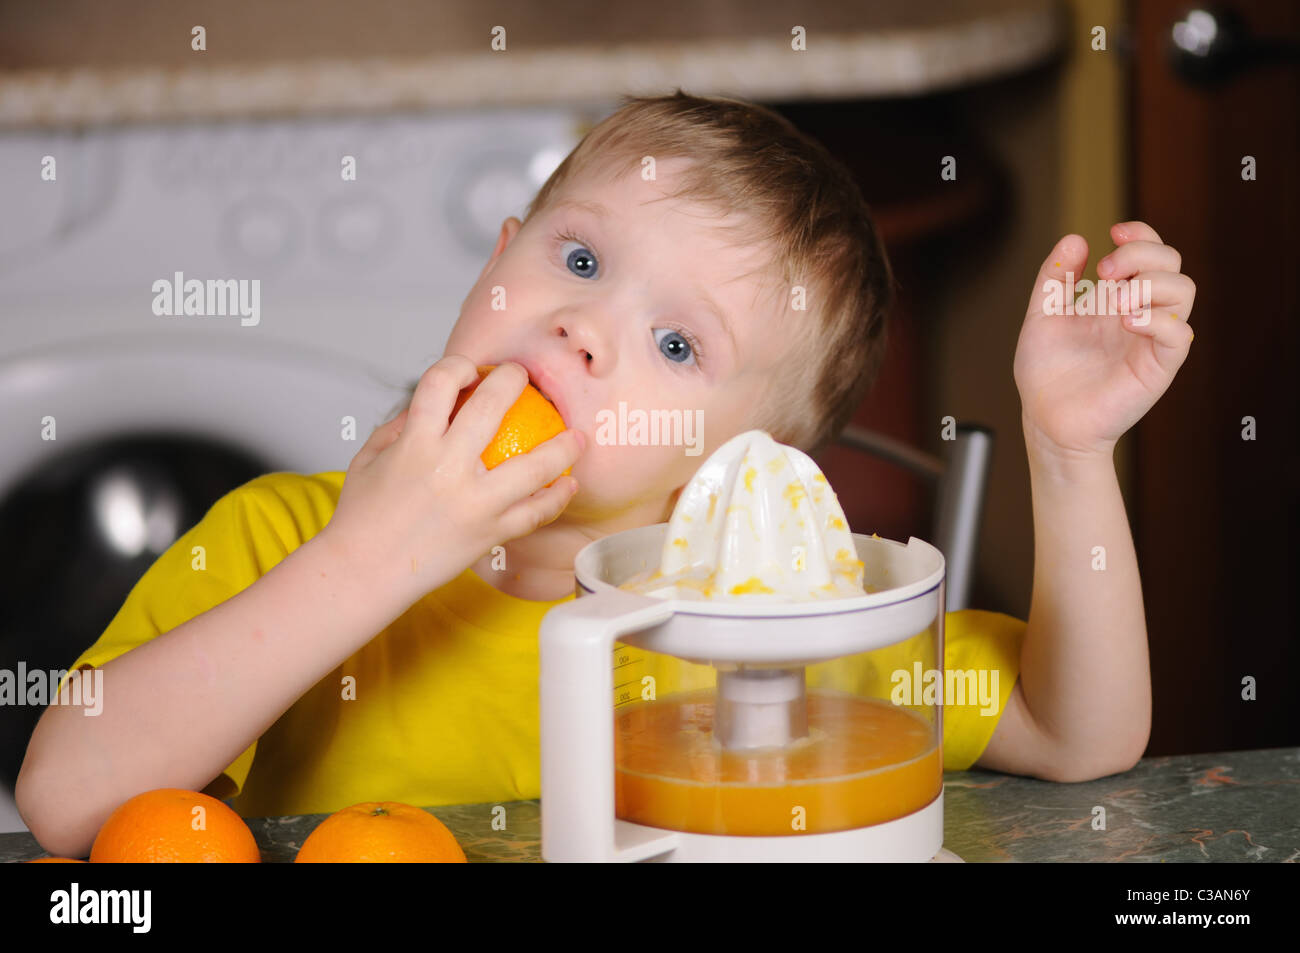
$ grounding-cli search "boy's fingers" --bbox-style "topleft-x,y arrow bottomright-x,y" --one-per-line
445,362 -> 530,462
1112,221 -> 1163,245
376,408 -> 410,448
485,428 -> 585,508
1097,240 -> 1182,279
1030,234 -> 1089,316
1123,308 -> 1195,360
408,355 -> 480,437
1116,271 -> 1197,316
496,475 -> 579,541
351,408 -> 410,471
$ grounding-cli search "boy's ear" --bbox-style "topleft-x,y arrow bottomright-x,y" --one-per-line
479,217 -> 523,283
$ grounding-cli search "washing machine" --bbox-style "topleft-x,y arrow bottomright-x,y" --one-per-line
0,105 -> 603,831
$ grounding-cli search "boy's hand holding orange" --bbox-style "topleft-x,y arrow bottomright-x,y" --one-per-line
322,356 -> 584,612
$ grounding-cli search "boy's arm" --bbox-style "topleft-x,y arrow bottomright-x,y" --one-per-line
974,432 -> 1151,781
15,529 -> 408,859
985,222 -> 1193,782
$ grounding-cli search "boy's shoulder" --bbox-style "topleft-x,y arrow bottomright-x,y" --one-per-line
236,470 -> 346,507
208,470 -> 346,555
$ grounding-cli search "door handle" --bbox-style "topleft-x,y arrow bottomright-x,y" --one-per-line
1169,5 -> 1300,87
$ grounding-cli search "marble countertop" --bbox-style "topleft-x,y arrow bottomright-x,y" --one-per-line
0,0 -> 1063,127
4,746 -> 1296,862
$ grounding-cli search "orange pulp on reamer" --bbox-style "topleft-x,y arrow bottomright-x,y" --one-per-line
614,690 -> 941,836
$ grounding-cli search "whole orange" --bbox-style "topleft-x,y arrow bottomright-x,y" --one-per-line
294,801 -> 467,863
451,365 -> 570,479
27,857 -> 87,863
89,788 -> 261,863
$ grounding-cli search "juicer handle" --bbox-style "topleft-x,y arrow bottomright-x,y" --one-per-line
539,589 -> 680,862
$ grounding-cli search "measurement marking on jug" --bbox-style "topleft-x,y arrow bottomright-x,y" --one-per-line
615,677 -> 643,707
613,643 -> 645,707
613,645 -> 642,669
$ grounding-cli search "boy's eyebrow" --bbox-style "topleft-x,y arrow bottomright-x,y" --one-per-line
693,284 -> 738,357
554,196 -> 739,356
552,197 -> 612,219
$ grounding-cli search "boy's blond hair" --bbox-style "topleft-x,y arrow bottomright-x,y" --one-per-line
524,89 -> 895,458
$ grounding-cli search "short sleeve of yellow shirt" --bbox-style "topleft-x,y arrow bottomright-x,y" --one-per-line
60,471 -> 1025,818
940,609 -> 1026,770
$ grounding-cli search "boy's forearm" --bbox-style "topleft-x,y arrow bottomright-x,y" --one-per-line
16,530 -> 403,857
1020,415 -> 1152,778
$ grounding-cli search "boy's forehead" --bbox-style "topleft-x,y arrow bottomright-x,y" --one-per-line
553,173 -> 782,295
559,159 -> 751,238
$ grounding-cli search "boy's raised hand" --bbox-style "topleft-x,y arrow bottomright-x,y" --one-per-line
322,356 -> 584,608
1014,221 -> 1197,464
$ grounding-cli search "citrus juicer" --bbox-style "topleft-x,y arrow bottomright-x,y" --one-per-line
539,524 -> 953,862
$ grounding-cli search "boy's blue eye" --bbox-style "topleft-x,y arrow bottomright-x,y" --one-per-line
560,240 -> 598,279
555,228 -> 702,367
654,328 -> 696,366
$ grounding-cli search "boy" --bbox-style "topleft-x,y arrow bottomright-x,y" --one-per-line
17,92 -> 1196,859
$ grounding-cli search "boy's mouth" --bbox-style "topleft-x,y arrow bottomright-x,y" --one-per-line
500,356 -> 567,425
535,384 -> 566,425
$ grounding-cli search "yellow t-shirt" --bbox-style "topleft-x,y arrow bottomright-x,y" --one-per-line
59,471 -> 1025,819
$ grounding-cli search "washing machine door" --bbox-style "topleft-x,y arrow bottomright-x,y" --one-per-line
0,332 -> 409,790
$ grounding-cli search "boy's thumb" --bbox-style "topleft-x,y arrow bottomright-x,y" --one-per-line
1029,234 -> 1089,315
